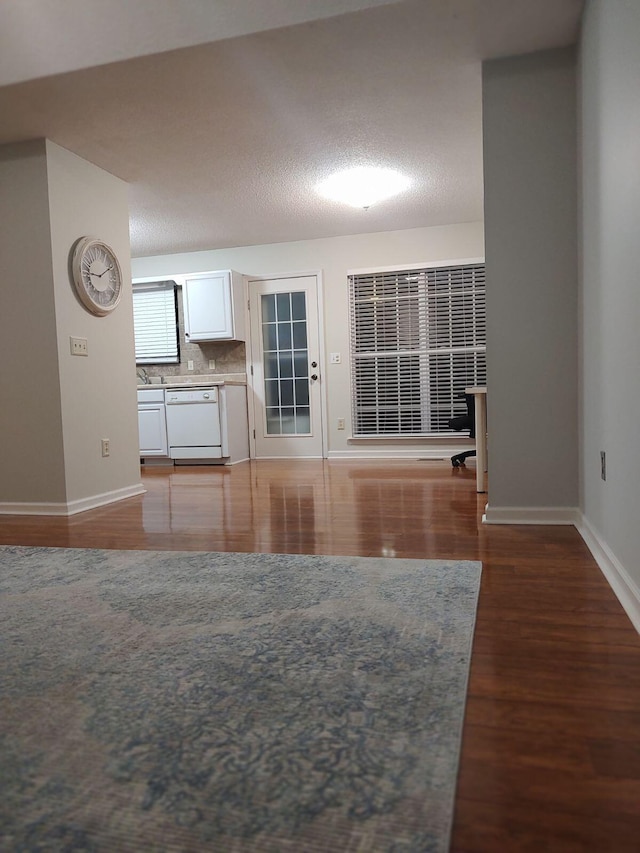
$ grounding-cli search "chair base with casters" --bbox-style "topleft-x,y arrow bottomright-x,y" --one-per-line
451,449 -> 476,468
448,394 -> 476,468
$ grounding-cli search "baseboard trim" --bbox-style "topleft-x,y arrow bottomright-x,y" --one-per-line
0,483 -> 146,517
482,505 -> 580,525
575,513 -> 640,634
328,448 -> 463,460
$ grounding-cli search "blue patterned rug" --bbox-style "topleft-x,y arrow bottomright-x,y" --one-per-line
0,546 -> 481,852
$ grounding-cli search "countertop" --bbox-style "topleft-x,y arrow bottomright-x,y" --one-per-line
137,373 -> 246,390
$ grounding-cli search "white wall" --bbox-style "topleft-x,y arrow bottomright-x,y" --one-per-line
579,1 -> 640,600
132,221 -> 485,456
482,48 -> 579,517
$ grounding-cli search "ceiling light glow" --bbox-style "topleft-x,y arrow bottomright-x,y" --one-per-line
316,166 -> 411,209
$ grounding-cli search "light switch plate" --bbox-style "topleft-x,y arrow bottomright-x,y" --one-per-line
70,336 -> 88,356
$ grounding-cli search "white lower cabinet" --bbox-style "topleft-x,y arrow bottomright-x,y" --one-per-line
137,389 -> 168,457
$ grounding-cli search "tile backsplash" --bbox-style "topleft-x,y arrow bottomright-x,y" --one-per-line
136,283 -> 247,379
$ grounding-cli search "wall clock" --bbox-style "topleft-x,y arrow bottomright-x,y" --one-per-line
71,236 -> 123,316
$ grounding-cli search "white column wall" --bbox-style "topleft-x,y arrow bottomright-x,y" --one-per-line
0,139 -> 143,513
46,141 -> 143,508
579,1 -> 640,600
482,48 -> 579,517
0,140 -> 67,504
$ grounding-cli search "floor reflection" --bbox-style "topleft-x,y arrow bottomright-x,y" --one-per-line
0,459 -> 488,559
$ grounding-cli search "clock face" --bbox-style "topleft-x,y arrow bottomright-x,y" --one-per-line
71,237 -> 123,316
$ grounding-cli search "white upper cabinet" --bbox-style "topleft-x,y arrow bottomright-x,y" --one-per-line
182,270 -> 245,342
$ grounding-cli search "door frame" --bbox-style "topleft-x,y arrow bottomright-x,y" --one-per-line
244,270 -> 328,460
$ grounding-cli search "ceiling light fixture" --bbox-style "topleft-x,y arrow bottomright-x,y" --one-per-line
316,166 -> 411,209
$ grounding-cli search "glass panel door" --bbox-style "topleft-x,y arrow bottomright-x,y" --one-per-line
248,275 -> 324,459
261,291 -> 311,435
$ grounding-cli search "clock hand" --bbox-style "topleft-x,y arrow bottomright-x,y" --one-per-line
97,265 -> 114,277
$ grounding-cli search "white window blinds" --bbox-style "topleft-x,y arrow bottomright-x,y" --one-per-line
132,282 -> 179,364
349,263 -> 486,436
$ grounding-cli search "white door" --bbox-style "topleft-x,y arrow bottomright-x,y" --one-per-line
248,275 -> 324,458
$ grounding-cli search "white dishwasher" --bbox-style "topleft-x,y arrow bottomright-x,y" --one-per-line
165,387 -> 222,460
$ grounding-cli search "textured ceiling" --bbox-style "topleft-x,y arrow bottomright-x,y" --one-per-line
0,0 -> 584,258
0,0 -> 403,86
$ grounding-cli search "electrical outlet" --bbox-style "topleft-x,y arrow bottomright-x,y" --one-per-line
70,336 -> 88,356
101,438 -> 110,457
187,360 -> 194,371
208,359 -> 216,370
330,352 -> 342,364
600,450 -> 606,481
337,418 -> 345,430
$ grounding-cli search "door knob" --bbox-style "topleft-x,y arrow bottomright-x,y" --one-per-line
311,361 -> 317,368
311,374 -> 318,381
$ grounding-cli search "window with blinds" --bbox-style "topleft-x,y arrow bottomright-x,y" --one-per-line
132,281 -> 179,364
349,263 -> 486,436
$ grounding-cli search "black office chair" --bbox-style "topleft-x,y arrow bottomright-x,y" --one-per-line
448,393 -> 476,468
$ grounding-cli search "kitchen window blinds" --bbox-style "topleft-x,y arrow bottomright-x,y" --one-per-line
348,263 -> 486,436
132,281 -> 179,364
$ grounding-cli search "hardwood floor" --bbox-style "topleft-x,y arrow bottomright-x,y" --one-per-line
1,459 -> 639,851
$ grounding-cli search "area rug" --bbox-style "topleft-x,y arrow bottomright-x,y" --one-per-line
0,546 -> 481,853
